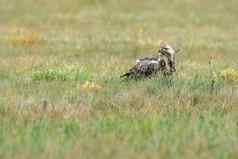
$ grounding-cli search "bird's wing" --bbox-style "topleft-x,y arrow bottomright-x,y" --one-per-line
128,59 -> 160,77
136,57 -> 159,64
121,57 -> 165,79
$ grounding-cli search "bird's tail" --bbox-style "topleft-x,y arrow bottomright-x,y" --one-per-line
120,72 -> 131,78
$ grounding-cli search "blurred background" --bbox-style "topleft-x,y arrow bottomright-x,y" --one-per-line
0,1 -> 238,159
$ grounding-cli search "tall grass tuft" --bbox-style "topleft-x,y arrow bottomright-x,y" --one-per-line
31,66 -> 91,81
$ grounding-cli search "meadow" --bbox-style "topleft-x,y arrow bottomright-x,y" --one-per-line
0,0 -> 238,158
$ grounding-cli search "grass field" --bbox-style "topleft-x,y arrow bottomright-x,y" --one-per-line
1,0 -> 238,158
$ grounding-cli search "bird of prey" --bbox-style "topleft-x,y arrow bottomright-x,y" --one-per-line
120,42 -> 179,79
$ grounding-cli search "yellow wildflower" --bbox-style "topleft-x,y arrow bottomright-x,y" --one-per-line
139,28 -> 144,34
220,68 -> 238,82
81,81 -> 102,92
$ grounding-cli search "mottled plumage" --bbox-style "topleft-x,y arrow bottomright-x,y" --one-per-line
121,42 -> 179,79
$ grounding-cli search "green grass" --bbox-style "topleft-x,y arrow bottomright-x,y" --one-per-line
1,0 -> 238,158
31,65 -> 91,81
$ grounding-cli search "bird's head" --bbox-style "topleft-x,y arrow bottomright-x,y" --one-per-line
158,42 -> 179,59
158,42 -> 180,72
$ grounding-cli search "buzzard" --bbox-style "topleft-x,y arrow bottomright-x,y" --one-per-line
120,42 -> 179,79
